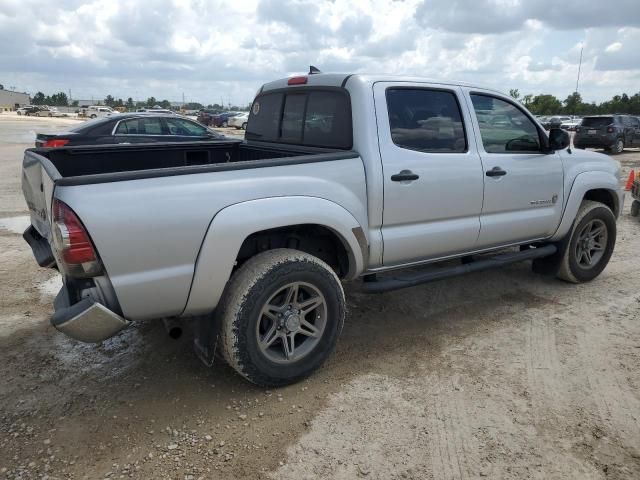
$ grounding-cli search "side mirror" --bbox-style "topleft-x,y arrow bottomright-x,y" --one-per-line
548,128 -> 570,151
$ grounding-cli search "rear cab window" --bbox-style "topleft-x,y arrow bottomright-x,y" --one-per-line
246,88 -> 352,149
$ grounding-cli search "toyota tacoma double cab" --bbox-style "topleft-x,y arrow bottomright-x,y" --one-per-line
22,72 -> 624,386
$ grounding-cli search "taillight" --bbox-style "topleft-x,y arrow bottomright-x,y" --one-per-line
287,76 -> 308,85
607,126 -> 614,133
43,139 -> 70,148
52,199 -> 102,277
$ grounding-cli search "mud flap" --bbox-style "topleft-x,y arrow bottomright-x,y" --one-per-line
193,314 -> 221,367
531,236 -> 571,276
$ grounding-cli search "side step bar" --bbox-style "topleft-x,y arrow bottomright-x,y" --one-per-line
361,245 -> 557,293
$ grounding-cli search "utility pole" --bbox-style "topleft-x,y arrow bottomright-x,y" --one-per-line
573,46 -> 583,117
575,46 -> 583,94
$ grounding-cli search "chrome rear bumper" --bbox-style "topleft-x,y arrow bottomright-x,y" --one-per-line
51,286 -> 130,343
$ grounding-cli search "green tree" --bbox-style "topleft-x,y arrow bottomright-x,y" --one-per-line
521,94 -> 533,107
184,102 -> 204,110
527,94 -> 563,115
32,92 -> 46,105
104,95 -> 115,107
562,92 -> 585,115
145,97 -> 157,107
126,97 -> 135,110
509,88 -> 520,100
49,92 -> 68,106
158,99 -> 172,109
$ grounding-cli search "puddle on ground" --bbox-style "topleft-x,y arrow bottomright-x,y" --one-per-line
0,216 -> 30,234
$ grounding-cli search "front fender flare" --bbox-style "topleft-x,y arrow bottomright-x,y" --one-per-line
183,196 -> 367,316
550,171 -> 623,242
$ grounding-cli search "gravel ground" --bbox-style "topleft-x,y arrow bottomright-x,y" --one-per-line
0,114 -> 639,480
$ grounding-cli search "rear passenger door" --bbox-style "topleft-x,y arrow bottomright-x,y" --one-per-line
374,83 -> 484,266
463,89 -> 564,247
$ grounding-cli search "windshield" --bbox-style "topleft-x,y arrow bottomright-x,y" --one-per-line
581,117 -> 613,128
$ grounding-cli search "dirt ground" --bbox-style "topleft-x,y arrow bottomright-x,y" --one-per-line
1,113 -> 639,480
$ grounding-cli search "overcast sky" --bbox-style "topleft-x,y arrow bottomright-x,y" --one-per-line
1,0 -> 639,106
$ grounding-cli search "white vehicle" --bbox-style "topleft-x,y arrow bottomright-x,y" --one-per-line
34,106 -> 65,117
136,108 -> 175,114
228,112 -> 249,129
86,106 -> 115,119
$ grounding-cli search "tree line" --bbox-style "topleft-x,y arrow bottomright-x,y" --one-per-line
29,91 -> 248,111
509,89 -> 640,116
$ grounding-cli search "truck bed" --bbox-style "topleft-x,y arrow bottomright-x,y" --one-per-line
28,140 -> 354,186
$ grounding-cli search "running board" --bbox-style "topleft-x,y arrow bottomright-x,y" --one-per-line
361,245 -> 557,293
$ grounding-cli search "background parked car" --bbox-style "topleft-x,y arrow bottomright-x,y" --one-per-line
86,106 -> 116,119
561,118 -> 582,131
34,113 -> 225,147
211,111 -> 241,127
17,105 -> 40,116
136,108 -> 175,114
574,115 -> 640,154
196,109 -> 219,126
228,112 -> 249,129
33,106 -> 62,117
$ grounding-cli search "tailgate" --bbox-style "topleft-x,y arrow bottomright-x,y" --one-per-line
21,149 -> 61,240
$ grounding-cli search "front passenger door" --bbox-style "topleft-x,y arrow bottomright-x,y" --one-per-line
465,90 -> 564,248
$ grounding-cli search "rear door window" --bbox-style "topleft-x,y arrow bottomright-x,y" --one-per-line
385,88 -> 467,153
246,89 -> 352,149
116,118 -> 164,135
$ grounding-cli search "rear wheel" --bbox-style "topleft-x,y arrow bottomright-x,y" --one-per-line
613,137 -> 624,154
90,114 -> 97,119
631,200 -> 640,217
218,249 -> 345,387
557,200 -> 616,283
241,122 -> 247,130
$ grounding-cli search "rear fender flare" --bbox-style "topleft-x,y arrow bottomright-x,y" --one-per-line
183,196 -> 366,316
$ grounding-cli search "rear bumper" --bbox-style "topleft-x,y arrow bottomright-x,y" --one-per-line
23,226 -> 55,268
574,135 -> 616,149
51,283 -> 130,343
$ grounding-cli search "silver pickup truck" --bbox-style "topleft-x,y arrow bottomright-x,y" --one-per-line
22,73 -> 624,386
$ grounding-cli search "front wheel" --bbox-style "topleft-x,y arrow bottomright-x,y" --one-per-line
241,122 -> 247,130
218,249 -> 345,387
557,200 -> 616,283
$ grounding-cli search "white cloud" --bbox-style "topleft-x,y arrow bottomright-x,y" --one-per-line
605,42 -> 623,53
0,0 -> 638,105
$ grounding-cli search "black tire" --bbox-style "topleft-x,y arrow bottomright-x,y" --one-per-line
90,114 -> 97,119
631,200 -> 640,217
218,249 -> 345,387
222,121 -> 228,127
241,122 -> 247,130
557,200 -> 616,283
613,137 -> 624,154
17,111 -> 22,116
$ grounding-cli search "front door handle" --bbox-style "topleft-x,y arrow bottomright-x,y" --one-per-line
486,167 -> 507,177
391,170 -> 419,182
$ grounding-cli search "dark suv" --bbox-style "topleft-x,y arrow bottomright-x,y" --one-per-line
574,115 -> 640,154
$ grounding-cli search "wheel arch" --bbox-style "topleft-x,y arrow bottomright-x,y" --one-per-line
551,171 -> 622,242
182,196 -> 367,316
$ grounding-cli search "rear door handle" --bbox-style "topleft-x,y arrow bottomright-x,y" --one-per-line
486,167 -> 507,177
391,170 -> 419,182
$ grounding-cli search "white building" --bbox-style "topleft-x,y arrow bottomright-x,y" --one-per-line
0,88 -> 30,111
